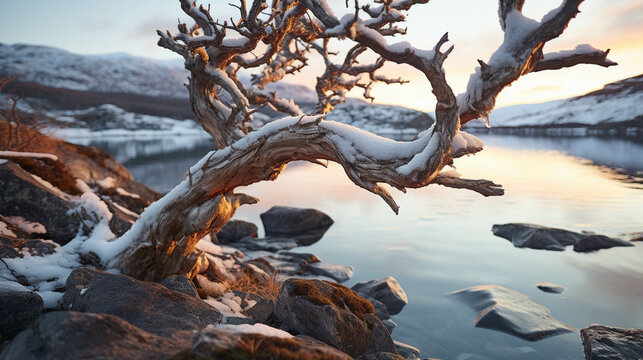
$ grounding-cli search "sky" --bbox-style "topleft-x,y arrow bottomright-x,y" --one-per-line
0,0 -> 641,112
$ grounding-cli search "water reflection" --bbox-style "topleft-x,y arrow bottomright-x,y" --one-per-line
84,134 -> 642,360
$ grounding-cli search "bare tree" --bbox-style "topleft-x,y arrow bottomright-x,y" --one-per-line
112,0 -> 615,280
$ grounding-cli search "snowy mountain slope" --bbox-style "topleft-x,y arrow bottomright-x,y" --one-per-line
327,102 -> 434,135
1,43 -> 434,136
0,43 -> 188,98
466,75 -> 643,129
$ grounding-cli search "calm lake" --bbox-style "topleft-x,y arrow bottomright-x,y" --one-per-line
82,133 -> 643,360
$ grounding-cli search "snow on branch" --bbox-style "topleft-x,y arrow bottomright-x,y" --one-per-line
532,44 -> 617,72
459,0 -> 616,126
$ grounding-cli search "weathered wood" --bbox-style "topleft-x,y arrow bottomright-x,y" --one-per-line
113,0 -> 615,280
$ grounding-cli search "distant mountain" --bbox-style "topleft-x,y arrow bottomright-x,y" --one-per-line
466,74 -> 642,135
0,43 -> 432,137
0,43 -> 188,98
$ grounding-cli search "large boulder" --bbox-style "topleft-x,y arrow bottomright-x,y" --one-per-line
260,206 -> 334,246
216,219 -> 258,243
450,285 -> 575,341
492,223 -> 633,252
0,161 -> 79,245
580,324 -> 643,360
0,311 -> 188,360
274,278 -> 396,357
0,291 -> 43,343
174,326 -> 351,359
352,277 -> 408,315
62,267 -> 223,337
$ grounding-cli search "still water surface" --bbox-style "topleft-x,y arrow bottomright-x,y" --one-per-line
87,134 -> 643,360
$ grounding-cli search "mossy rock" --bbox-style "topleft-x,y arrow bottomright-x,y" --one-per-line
274,279 -> 396,357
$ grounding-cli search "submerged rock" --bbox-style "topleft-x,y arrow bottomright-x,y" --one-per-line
352,276 -> 408,315
580,324 -> 643,360
0,291 -> 43,343
62,267 -> 223,337
216,219 -> 258,244
492,223 -> 633,252
0,311 -> 188,360
274,278 -> 396,357
536,282 -> 566,294
175,326 -> 351,360
260,206 -> 334,246
235,236 -> 298,252
305,262 -> 355,283
450,285 -> 575,341
394,341 -> 421,360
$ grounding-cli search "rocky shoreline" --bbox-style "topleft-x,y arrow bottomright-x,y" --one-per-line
1,130 -> 642,359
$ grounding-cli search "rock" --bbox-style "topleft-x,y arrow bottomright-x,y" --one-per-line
102,198 -> 137,236
175,326 -> 351,360
492,223 -> 633,252
381,319 -> 398,334
358,353 -> 408,360
0,291 -> 43,343
0,237 -> 58,259
62,267 -> 223,337
0,161 -> 79,245
536,282 -> 566,294
236,236 -> 298,252
580,324 -> 643,360
160,275 -> 199,298
394,341 -> 421,360
274,278 -> 396,357
627,232 -> 643,242
194,274 -> 227,298
231,290 -> 275,323
573,234 -> 634,252
276,251 -> 321,265
0,311 -> 188,360
305,262 -> 355,283
366,296 -> 391,321
450,285 -> 575,341
260,206 -> 334,246
352,276 -> 408,315
216,219 -> 258,243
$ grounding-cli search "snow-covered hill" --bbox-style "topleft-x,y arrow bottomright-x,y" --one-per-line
328,102 -> 434,135
466,75 -> 643,131
0,43 -> 189,98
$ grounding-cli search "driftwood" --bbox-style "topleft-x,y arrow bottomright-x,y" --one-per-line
112,0 -> 615,280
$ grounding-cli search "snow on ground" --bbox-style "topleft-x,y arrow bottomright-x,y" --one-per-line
215,323 -> 294,338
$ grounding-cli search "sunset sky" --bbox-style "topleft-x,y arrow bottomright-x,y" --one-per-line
0,0 -> 640,111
